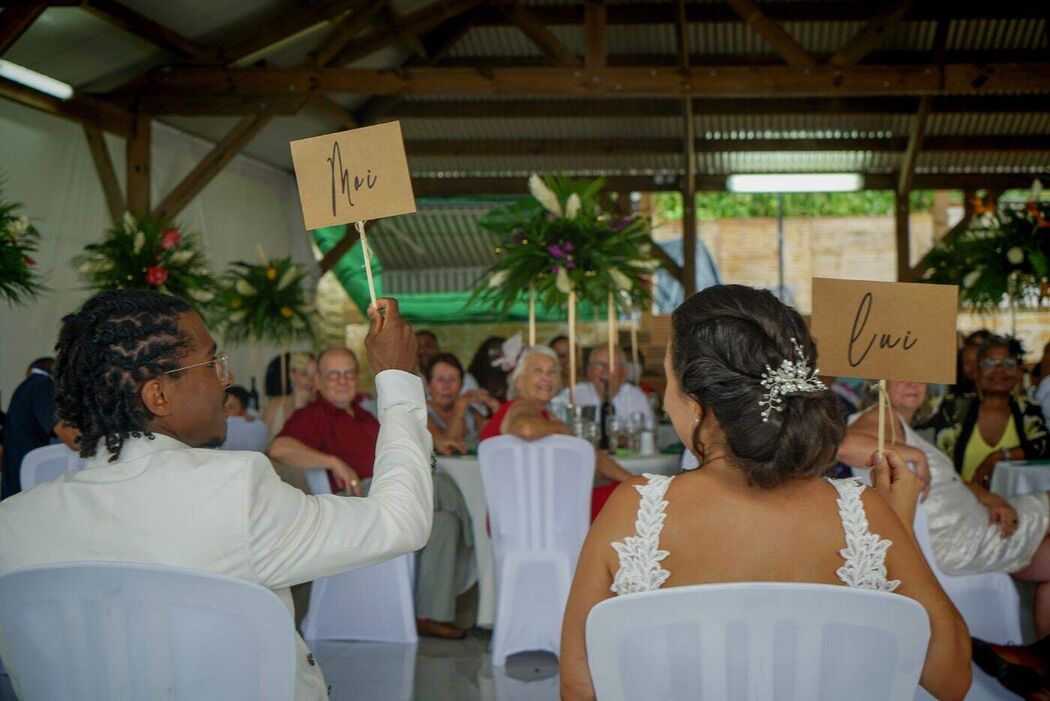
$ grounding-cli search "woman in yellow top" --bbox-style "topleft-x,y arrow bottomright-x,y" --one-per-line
920,336 -> 1050,486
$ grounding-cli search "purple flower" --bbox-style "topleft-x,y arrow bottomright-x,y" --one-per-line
547,244 -> 565,258
563,242 -> 573,253
613,217 -> 632,231
566,260 -> 576,270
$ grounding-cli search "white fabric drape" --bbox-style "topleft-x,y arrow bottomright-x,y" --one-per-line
0,100 -> 316,401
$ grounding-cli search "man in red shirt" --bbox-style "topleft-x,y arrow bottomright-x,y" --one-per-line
270,348 -> 473,639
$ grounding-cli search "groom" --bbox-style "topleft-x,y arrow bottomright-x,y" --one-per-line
0,290 -> 434,701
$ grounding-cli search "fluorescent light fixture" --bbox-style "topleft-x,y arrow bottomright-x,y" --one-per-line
0,60 -> 73,100
726,173 -> 864,193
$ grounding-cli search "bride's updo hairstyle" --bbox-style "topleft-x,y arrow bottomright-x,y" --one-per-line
671,284 -> 844,488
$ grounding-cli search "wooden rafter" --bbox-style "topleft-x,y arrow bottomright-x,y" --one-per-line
498,1 -> 580,68
584,0 -> 606,70
0,4 -> 45,56
83,125 -> 125,222
829,0 -> 914,65
308,94 -> 357,130
675,0 -> 696,296
723,0 -> 816,67
215,0 -> 363,66
319,227 -> 362,274
81,0 -> 208,61
126,113 -> 151,213
646,235 -> 682,280
126,63 -> 1050,98
327,0 -> 480,68
308,2 -> 386,68
0,75 -> 133,134
152,114 -> 270,220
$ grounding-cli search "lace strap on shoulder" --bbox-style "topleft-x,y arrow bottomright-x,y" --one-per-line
610,473 -> 674,596
827,478 -> 900,593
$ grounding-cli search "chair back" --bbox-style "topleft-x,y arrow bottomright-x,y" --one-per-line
300,470 -> 418,644
220,417 -> 269,452
478,434 -> 595,664
0,562 -> 296,701
20,444 -> 86,491
586,582 -> 930,701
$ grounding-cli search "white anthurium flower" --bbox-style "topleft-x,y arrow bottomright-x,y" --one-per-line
1007,247 -> 1025,265
122,212 -> 137,234
629,258 -> 661,271
8,216 -> 29,236
169,249 -> 194,264
255,244 -> 269,266
1030,179 -> 1043,202
488,269 -> 509,288
609,268 -> 633,291
229,310 -> 247,323
133,230 -> 145,253
963,269 -> 983,289
565,193 -> 581,220
922,267 -> 935,280
276,266 -> 300,291
235,279 -> 257,296
192,266 -> 209,276
555,266 -> 573,293
528,174 -> 562,217
188,288 -> 215,303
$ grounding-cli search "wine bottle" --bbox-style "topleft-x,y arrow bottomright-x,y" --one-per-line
598,380 -> 614,451
247,377 -> 260,412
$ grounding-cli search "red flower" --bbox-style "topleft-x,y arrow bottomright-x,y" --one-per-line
161,229 -> 182,250
22,256 -> 35,266
146,266 -> 169,286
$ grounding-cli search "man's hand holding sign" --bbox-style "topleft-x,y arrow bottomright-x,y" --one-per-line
812,278 -> 959,524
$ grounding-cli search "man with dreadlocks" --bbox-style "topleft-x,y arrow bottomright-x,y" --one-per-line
0,290 -> 433,701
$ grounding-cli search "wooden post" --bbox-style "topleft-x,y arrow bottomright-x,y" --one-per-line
83,126 -> 126,222
528,284 -> 536,346
894,189 -> 911,282
126,113 -> 151,214
607,289 -> 616,378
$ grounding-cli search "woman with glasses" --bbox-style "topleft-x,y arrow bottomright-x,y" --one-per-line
262,352 -> 318,440
920,336 -> 1050,487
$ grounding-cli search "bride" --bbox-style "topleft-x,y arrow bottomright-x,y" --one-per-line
559,284 -> 970,700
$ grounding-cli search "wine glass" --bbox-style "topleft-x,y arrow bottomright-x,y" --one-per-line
626,412 -> 644,453
583,420 -> 600,447
605,415 -> 624,451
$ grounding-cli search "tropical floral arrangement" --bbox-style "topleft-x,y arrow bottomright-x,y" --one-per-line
919,183 -> 1050,309
472,174 -> 658,315
74,212 -> 217,313
0,193 -> 45,306
217,245 -> 315,346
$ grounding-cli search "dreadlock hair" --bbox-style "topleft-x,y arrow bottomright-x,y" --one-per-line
54,290 -> 193,461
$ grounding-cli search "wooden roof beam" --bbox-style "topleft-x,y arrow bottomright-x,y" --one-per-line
497,2 -> 580,68
83,125 -> 125,222
584,0 -> 606,70
0,75 -> 133,135
308,2 -> 387,68
80,0 -> 209,61
129,63 -> 1050,98
897,95 -> 932,194
214,0 -> 365,67
722,0 -> 816,67
0,4 -> 45,56
829,0 -> 914,65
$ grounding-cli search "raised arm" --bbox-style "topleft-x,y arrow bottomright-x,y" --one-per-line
502,399 -> 572,440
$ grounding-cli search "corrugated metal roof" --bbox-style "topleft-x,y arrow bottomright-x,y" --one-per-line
947,18 -> 1048,50
401,116 -> 681,139
371,205 -> 501,271
928,113 -> 1050,135
917,151 -> 1050,173
409,152 -> 683,175
697,151 -> 898,173
696,114 -> 910,139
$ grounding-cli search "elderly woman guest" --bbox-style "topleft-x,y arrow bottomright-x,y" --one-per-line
920,336 -> 1050,487
560,285 -> 969,701
478,345 -> 635,521
426,352 -> 500,455
262,352 -> 317,439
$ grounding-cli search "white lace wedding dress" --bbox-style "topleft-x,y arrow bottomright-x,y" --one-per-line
610,474 -> 900,596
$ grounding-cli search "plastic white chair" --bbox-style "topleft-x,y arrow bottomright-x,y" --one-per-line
300,469 -> 418,644
478,434 -> 595,665
19,443 -> 86,491
586,582 -> 931,701
0,561 -> 295,701
220,416 -> 270,452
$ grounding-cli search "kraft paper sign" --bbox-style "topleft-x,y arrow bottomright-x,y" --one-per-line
810,278 -> 958,384
290,121 -> 416,231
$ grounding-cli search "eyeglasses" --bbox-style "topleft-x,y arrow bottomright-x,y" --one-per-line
163,352 -> 230,384
323,369 -> 358,382
979,357 -> 1020,370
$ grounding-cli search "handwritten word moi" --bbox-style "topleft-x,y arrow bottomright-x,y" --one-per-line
328,142 -> 378,216
847,292 -> 918,367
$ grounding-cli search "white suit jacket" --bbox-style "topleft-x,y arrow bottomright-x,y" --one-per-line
0,370 -> 433,701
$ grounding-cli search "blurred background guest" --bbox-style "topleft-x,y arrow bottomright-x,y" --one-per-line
549,335 -> 573,388
556,346 -> 654,427
221,385 -> 268,452
261,351 -> 317,440
467,336 -> 509,402
426,352 -> 498,455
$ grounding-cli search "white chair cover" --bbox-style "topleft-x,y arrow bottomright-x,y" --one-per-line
220,416 -> 270,452
19,443 -> 86,491
0,561 -> 295,701
478,435 -> 595,665
300,469 -> 418,644
586,582 -> 930,701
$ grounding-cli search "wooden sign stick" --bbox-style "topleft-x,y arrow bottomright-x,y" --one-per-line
877,379 -> 888,456
356,220 -> 377,309
607,290 -> 616,379
629,302 -> 640,383
528,283 -> 536,347
568,289 -> 577,405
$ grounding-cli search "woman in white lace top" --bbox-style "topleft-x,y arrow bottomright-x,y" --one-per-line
559,285 -> 970,701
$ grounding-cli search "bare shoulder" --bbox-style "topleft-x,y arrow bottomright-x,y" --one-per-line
850,408 -> 877,433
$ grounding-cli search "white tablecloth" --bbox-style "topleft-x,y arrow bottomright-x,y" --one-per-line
436,451 -> 681,628
990,460 -> 1050,499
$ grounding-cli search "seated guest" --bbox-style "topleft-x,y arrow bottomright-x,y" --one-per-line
555,346 -> 654,427
0,291 -> 433,701
1,356 -> 79,499
1036,340 -> 1050,425
559,285 -> 969,701
416,329 -> 479,393
262,352 -> 317,440
221,385 -> 269,452
426,353 -> 499,455
270,347 -> 474,639
479,346 -> 635,521
919,335 -> 1050,487
550,335 -> 573,387
467,335 -> 509,401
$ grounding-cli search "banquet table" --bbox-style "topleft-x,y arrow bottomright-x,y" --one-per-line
990,460 -> 1050,499
436,451 -> 681,628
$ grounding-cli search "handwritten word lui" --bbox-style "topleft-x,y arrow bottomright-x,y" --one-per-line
848,291 -> 918,367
